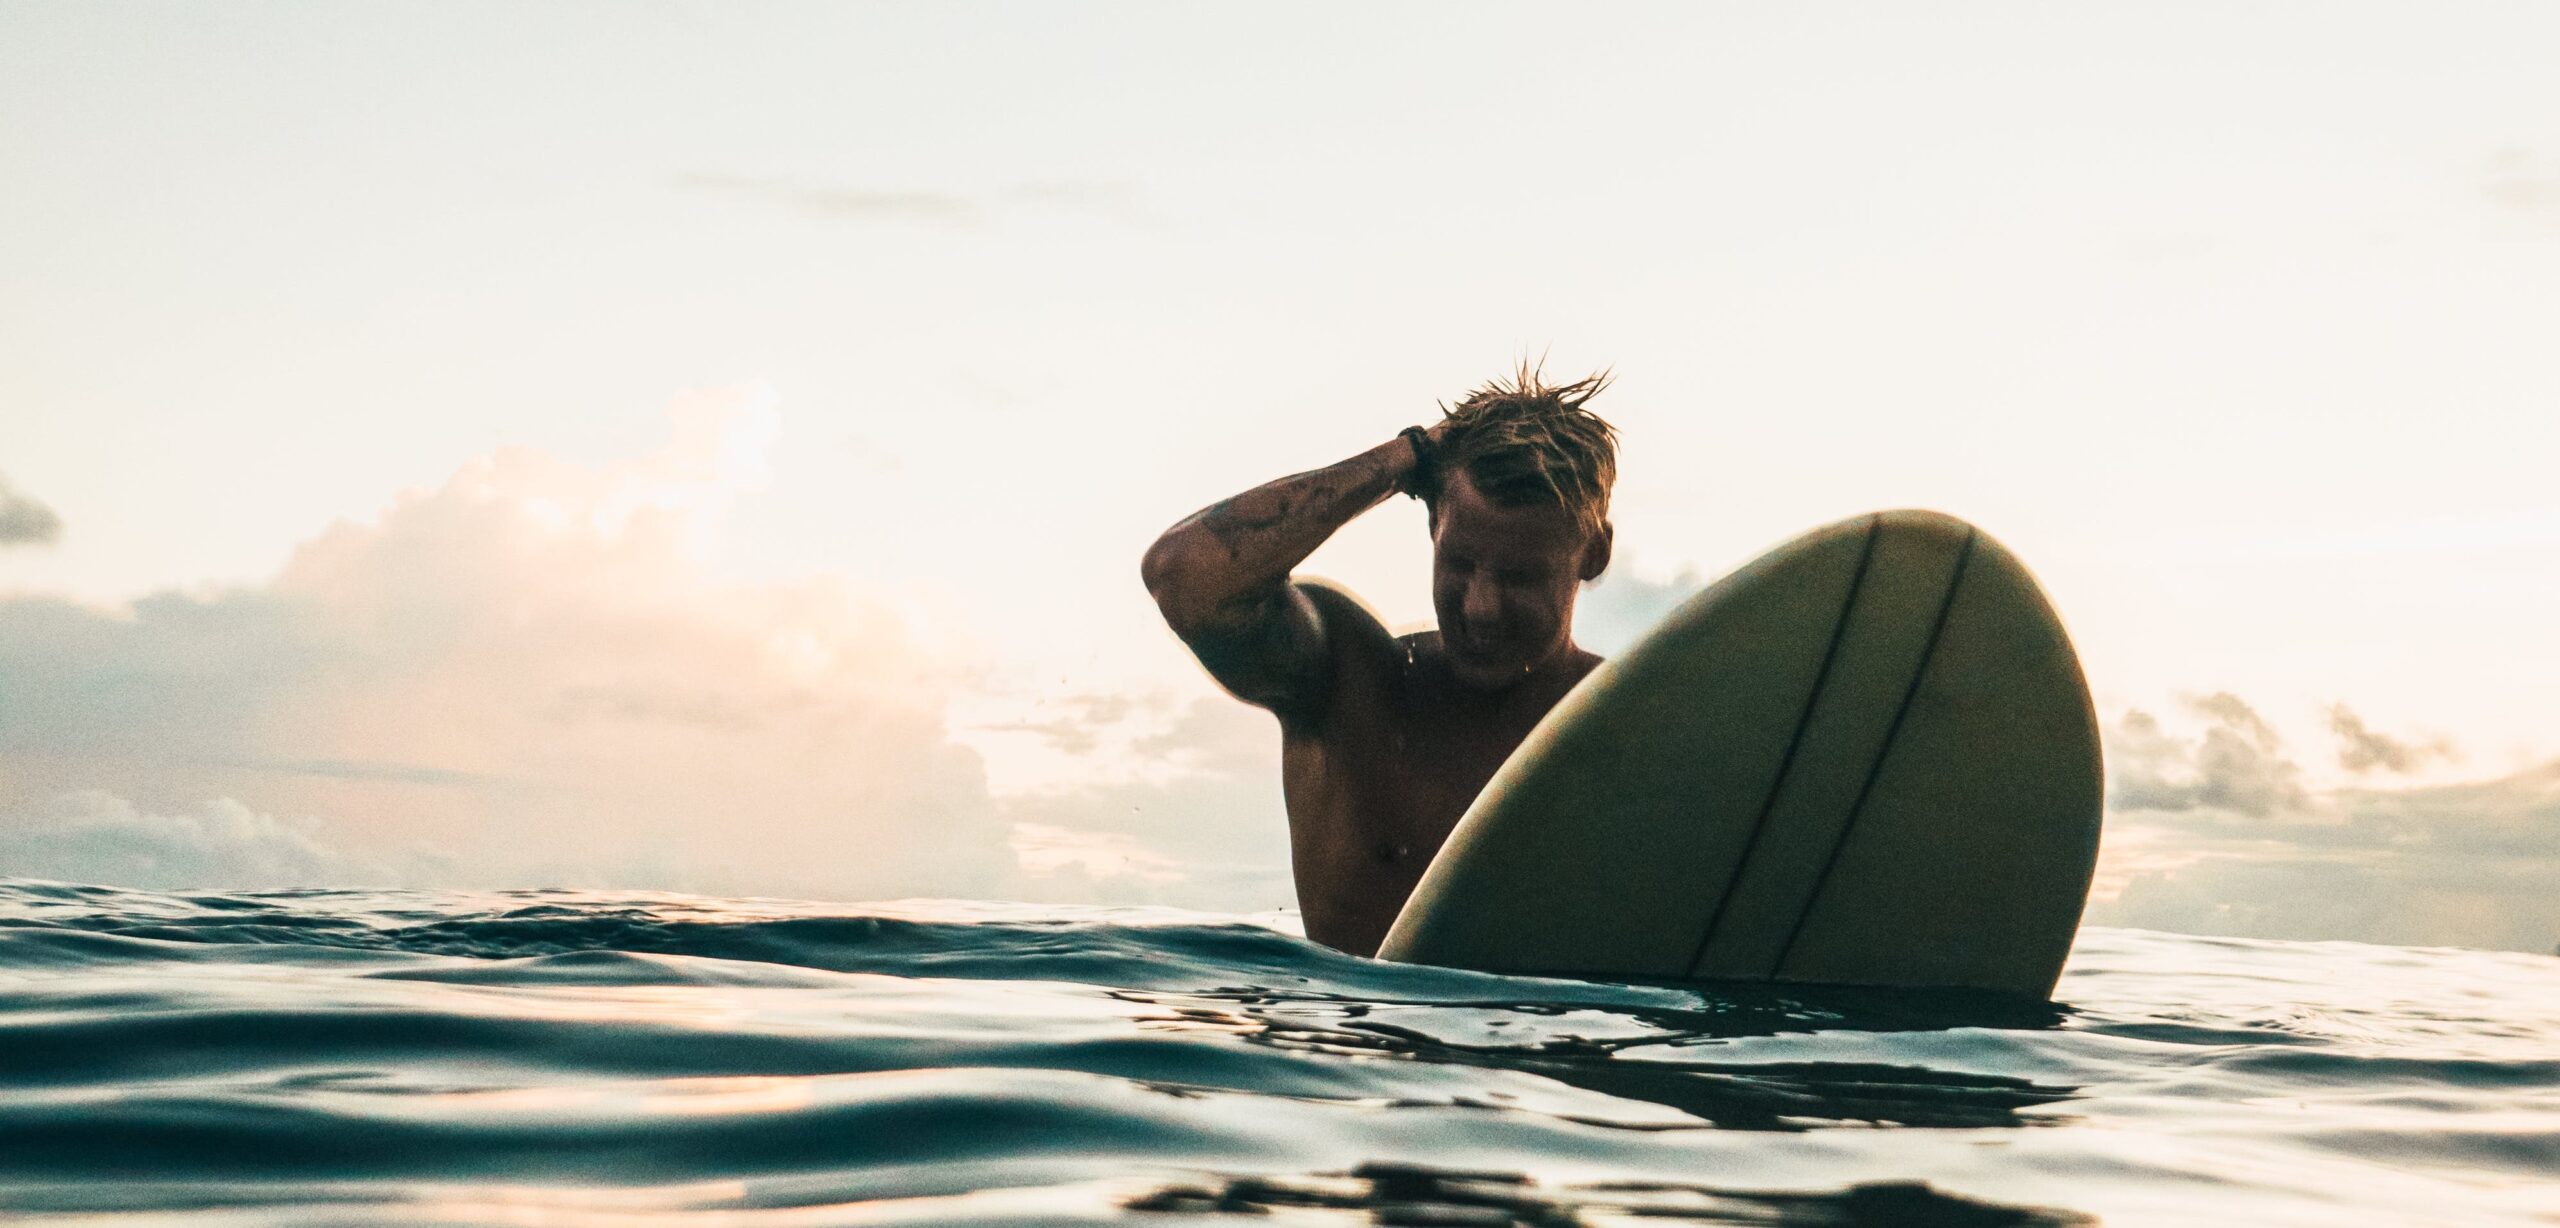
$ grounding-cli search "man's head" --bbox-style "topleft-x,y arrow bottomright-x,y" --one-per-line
1417,367 -> 1619,691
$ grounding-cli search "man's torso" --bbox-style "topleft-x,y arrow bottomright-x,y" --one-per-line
1280,584 -> 1598,955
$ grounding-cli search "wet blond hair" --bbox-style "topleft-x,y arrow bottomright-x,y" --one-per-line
1422,365 -> 1619,542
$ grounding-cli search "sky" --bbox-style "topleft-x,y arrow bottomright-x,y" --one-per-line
2,1 -> 2555,953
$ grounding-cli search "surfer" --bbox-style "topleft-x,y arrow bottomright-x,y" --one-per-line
1142,368 -> 1619,956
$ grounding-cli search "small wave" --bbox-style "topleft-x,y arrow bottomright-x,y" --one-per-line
1123,1163 -> 2098,1226
1,880 -> 2554,1225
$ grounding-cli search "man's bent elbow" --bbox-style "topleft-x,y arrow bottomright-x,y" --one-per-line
1140,532 -> 1208,635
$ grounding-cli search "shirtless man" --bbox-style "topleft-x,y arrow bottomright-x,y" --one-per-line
1141,370 -> 1620,955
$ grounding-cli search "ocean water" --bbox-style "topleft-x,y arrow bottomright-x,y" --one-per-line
1,881 -> 2552,1226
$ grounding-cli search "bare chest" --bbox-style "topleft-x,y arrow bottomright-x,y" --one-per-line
1278,693 -> 1553,951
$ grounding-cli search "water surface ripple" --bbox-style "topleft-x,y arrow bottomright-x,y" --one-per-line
2,882 -> 2553,1225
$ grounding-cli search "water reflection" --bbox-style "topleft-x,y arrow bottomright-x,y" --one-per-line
1118,984 -> 2081,1131
1125,1161 -> 2097,1226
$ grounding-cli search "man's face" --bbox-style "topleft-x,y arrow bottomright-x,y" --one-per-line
1429,468 -> 1606,692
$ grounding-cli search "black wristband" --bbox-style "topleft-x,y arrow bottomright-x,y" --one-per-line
1398,425 -> 1437,499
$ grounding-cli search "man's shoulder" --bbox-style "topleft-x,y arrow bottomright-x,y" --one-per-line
1289,580 -> 1401,656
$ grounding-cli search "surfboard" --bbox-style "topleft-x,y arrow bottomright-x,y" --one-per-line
1375,510 -> 2102,999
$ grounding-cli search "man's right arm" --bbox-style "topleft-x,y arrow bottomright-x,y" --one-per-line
1140,434 -> 1422,723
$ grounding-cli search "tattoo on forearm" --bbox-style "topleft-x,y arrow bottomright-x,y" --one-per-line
1199,490 -> 1294,559
1192,454 -> 1394,562
1150,442 -> 1399,719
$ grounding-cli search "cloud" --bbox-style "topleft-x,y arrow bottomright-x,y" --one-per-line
0,791 -> 444,891
995,698 -> 1296,912
678,172 -> 981,224
0,389 -> 1018,901
1574,564 -> 1706,657
2097,758 -> 2559,954
969,692 -> 1148,758
2484,147 -> 2560,226
0,476 -> 62,546
2106,693 -> 2308,818
2327,704 -> 2455,775
0,391 -> 1310,909
2091,696 -> 2557,954
675,173 -> 1140,226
